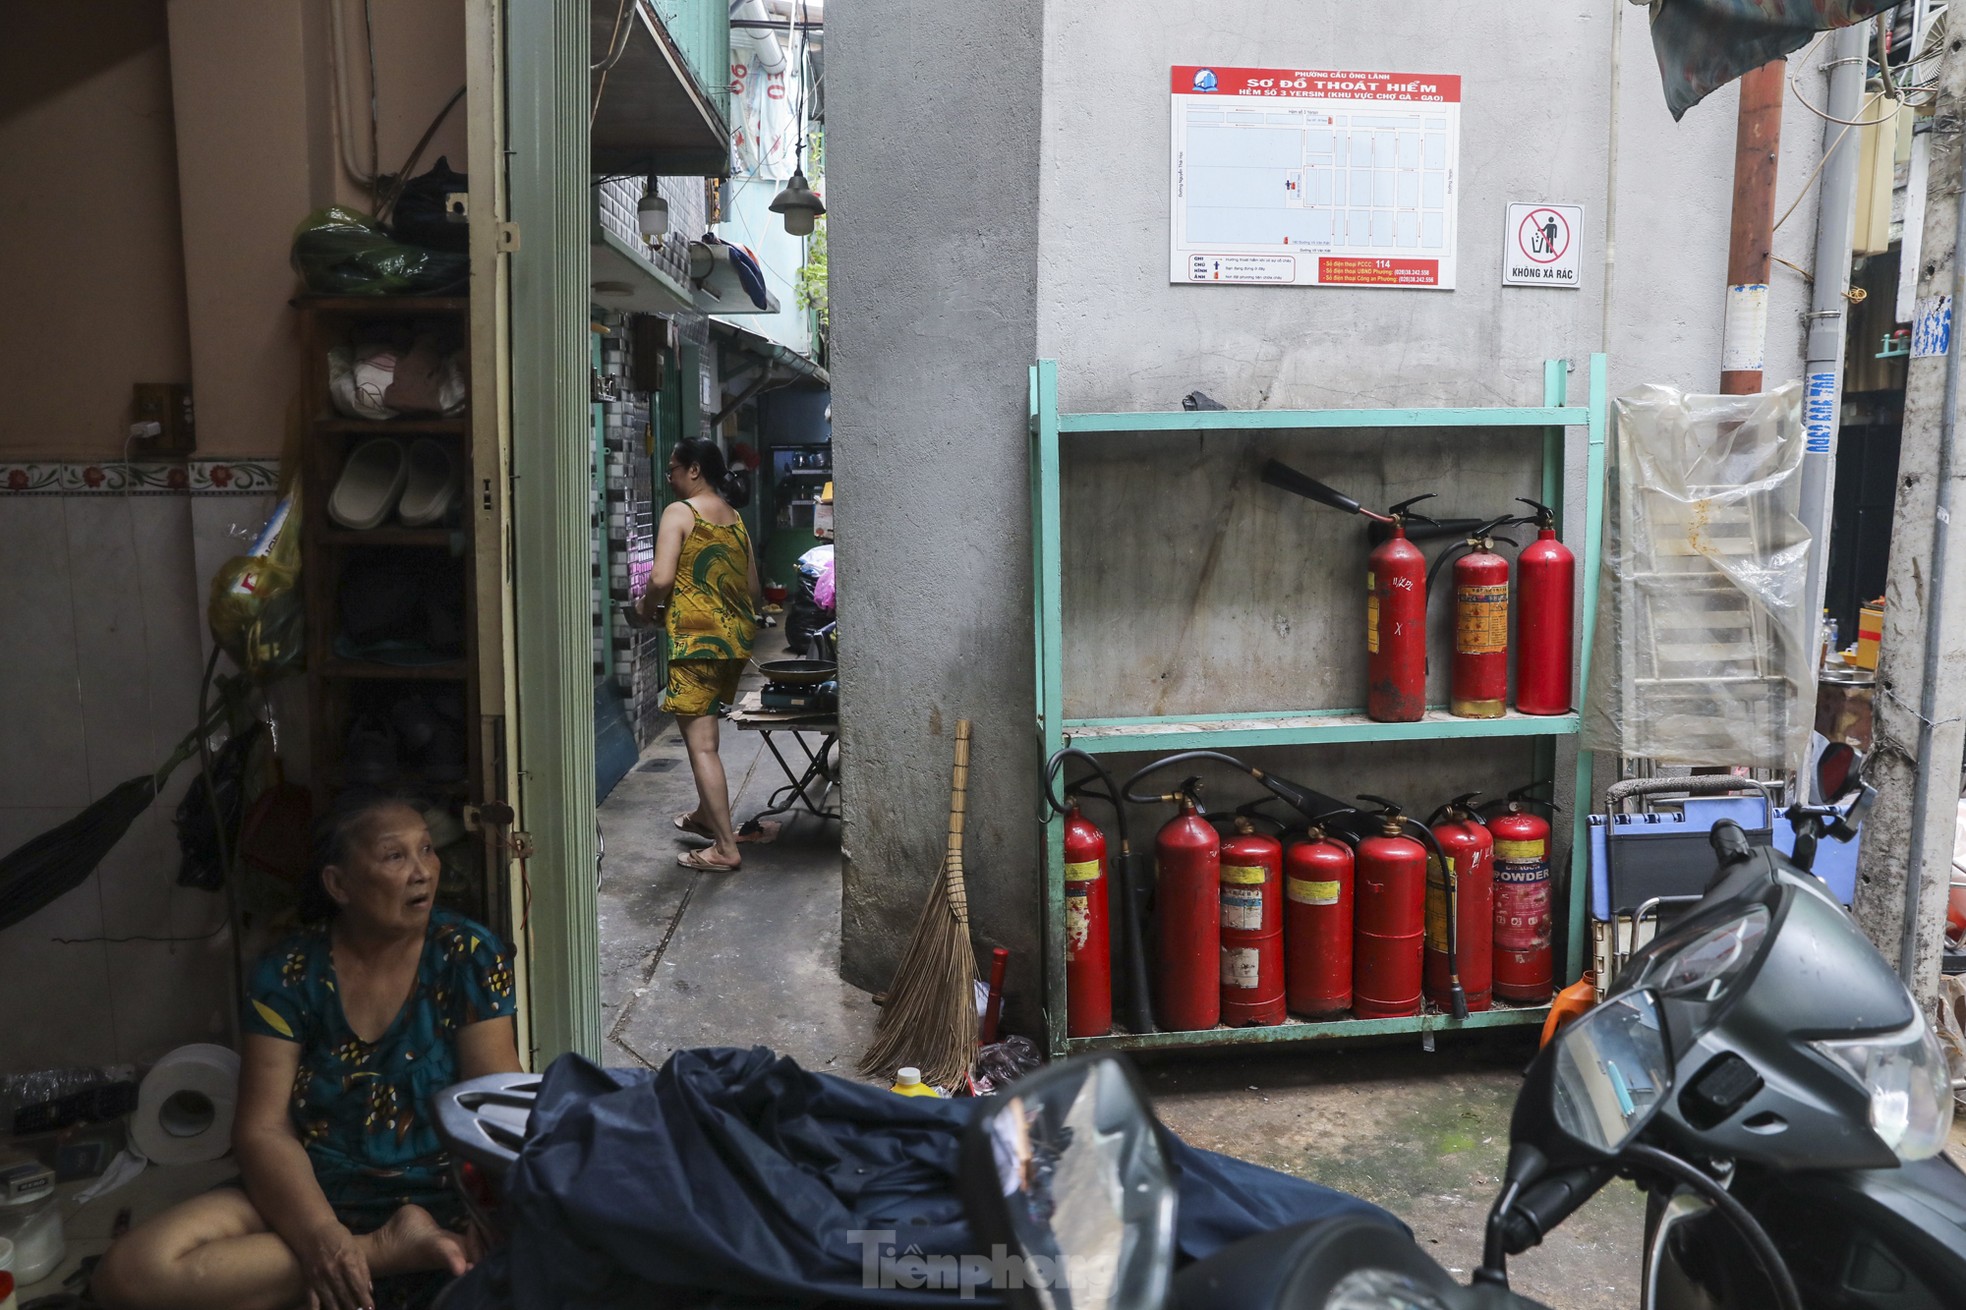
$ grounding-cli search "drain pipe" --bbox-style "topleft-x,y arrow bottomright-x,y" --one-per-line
1600,0 -> 1624,353
1721,59 -> 1787,393
1797,25 -> 1872,701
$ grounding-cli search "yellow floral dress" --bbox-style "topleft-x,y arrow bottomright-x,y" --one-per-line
664,508 -> 757,713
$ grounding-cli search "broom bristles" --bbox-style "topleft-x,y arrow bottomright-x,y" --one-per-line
859,721 -> 979,1087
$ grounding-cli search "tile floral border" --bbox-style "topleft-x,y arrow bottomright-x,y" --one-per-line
0,459 -> 280,496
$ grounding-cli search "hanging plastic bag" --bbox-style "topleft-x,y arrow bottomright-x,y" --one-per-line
291,205 -> 467,297
208,491 -> 306,681
1581,384 -> 1813,771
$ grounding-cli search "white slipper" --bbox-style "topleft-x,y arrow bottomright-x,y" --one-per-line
397,437 -> 462,527
328,438 -> 408,530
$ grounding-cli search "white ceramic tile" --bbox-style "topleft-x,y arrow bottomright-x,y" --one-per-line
130,494 -> 206,734
0,806 -> 116,1075
105,935 -> 235,1066
0,499 -> 90,808
94,804 -> 188,940
64,497 -> 163,787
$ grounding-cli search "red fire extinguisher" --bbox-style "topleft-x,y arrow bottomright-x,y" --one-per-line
1256,463 -> 1434,724
1063,799 -> 1112,1038
1367,496 -> 1439,724
1485,783 -> 1556,1004
1352,795 -> 1429,1019
1425,793 -> 1494,1014
1430,520 -> 1517,720
1512,499 -> 1576,716
1284,816 -> 1354,1019
1218,816 -> 1285,1027
1155,784 -> 1221,1032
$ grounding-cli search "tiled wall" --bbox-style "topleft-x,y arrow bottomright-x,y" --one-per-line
0,459 -> 278,1074
595,174 -> 707,283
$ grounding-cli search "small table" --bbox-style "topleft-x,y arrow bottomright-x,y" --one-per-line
729,691 -> 841,824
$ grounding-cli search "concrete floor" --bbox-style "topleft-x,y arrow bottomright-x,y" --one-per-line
596,719 -> 1640,1307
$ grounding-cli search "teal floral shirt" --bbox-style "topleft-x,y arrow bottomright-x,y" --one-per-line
242,909 -> 516,1229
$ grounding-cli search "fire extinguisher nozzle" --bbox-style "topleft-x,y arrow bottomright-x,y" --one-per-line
1449,981 -> 1468,1022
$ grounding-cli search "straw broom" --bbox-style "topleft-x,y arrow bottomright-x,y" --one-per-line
859,719 -> 979,1086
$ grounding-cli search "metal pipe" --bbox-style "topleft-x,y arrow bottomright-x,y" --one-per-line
1721,60 -> 1786,394
1798,27 -> 1872,702
1600,0 -> 1624,353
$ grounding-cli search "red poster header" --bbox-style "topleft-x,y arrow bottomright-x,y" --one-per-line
1172,66 -> 1460,103
1318,258 -> 1440,287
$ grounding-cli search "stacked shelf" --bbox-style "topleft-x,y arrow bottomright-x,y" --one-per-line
1029,355 -> 1608,1058
296,296 -> 486,821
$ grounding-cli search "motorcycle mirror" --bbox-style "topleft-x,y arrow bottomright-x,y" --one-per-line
959,1055 -> 1178,1310
1509,989 -> 1673,1165
1816,740 -> 1858,802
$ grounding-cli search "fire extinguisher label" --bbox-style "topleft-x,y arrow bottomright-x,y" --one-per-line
1220,888 -> 1264,930
1493,848 -> 1551,951
1220,946 -> 1261,988
1065,885 -> 1091,954
1287,877 -> 1340,905
1064,859 -> 1101,882
1456,583 -> 1508,654
1425,856 -> 1455,952
1367,586 -> 1380,654
1220,864 -> 1266,885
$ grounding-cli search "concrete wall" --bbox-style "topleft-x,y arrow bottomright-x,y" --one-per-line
0,1 -> 467,1074
0,3 -> 190,458
828,0 -> 1046,998
832,0 -> 1827,1025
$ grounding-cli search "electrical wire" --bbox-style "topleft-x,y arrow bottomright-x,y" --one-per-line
592,0 -> 635,127
1622,1145 -> 1803,1310
1771,89 -> 1886,233
1788,77 -> 1898,126
362,0 -> 381,209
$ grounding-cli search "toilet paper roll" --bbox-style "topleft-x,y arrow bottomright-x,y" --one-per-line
129,1044 -> 241,1166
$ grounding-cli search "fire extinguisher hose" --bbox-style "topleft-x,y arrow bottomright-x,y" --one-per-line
1043,748 -> 1156,1034
1117,750 -> 1348,822
1407,818 -> 1469,1021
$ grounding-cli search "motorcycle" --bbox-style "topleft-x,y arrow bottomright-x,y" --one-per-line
436,759 -> 1958,1309
959,759 -> 1960,1310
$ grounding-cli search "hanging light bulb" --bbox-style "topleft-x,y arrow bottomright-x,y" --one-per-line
637,177 -> 670,238
769,166 -> 825,237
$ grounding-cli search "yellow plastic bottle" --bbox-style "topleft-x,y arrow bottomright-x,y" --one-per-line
889,1067 -> 942,1098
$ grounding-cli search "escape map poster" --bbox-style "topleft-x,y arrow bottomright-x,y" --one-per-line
1169,66 -> 1461,289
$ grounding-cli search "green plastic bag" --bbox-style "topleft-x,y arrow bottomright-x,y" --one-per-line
291,205 -> 468,296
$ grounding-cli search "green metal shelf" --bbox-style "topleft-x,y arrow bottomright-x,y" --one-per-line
1058,405 -> 1587,434
1028,355 -> 1610,1061
1062,708 -> 1580,753
1065,1002 -> 1550,1055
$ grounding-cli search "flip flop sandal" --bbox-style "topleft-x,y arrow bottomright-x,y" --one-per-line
398,437 -> 463,526
328,437 -> 409,530
674,813 -> 716,841
677,848 -> 739,872
736,818 -> 783,844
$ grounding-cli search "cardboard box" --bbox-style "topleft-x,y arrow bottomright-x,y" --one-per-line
1855,602 -> 1883,671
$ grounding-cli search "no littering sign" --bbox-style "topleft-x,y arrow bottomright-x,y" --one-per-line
1503,202 -> 1582,288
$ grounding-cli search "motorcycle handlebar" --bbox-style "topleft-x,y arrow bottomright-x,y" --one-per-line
1708,820 -> 1755,867
1500,1165 -> 1614,1254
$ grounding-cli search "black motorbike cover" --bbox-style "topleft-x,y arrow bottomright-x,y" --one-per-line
456,1046 -> 1392,1308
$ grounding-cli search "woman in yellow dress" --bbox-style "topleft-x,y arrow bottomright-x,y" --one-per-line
638,438 -> 767,870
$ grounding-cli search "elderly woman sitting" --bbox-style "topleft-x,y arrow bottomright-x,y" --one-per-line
94,792 -> 522,1310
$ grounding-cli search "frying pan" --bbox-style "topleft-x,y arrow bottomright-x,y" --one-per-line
756,658 -> 838,687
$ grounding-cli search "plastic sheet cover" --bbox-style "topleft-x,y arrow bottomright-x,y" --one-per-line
1582,383 -> 1813,771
